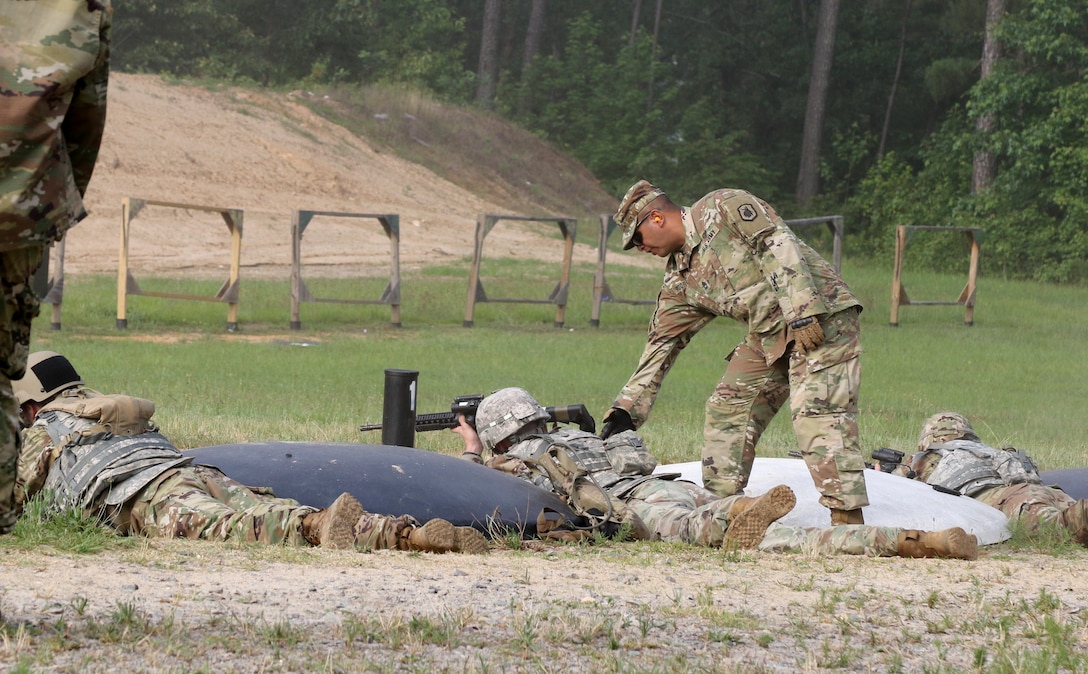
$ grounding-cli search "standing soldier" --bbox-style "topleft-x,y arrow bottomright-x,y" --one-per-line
0,0 -> 112,533
600,180 -> 869,525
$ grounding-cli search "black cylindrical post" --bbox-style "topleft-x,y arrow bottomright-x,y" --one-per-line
381,369 -> 418,447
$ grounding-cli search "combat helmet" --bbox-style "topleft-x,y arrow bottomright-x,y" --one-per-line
917,411 -> 980,452
13,351 -> 83,406
475,387 -> 550,452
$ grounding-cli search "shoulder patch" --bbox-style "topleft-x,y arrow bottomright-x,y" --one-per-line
737,203 -> 758,221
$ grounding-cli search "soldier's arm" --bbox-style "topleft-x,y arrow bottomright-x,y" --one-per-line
724,195 -> 828,322
613,290 -> 714,426
63,1 -> 112,196
14,426 -> 59,507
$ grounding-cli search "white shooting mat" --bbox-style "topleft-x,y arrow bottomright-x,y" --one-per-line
654,458 -> 1011,546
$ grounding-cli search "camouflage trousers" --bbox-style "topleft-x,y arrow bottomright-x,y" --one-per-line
703,308 -> 869,511
127,465 -> 416,550
0,246 -> 46,534
621,478 -> 744,547
758,521 -> 902,557
128,465 -> 318,545
975,482 -> 1083,537
352,513 -> 421,551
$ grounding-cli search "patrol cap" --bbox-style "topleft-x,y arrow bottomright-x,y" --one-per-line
614,179 -> 666,250
917,411 -> 980,452
13,351 -> 83,406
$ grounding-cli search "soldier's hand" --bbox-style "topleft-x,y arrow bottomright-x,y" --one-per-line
600,407 -> 635,440
789,316 -> 825,352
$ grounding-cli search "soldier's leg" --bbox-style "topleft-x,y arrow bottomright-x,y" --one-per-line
703,342 -> 789,497
0,247 -> 46,534
1059,499 -> 1088,546
352,512 -> 419,550
983,483 -> 1070,526
130,466 -> 315,545
984,483 -> 1082,542
351,513 -> 489,553
759,522 -> 897,556
624,480 -> 740,546
789,355 -> 869,513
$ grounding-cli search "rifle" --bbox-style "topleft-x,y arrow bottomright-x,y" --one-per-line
869,447 -> 905,473
359,395 -> 597,434
791,447 -> 907,474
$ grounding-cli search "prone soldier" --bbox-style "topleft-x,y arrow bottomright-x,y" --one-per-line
12,351 -> 489,554
878,412 -> 1088,546
453,387 -> 977,559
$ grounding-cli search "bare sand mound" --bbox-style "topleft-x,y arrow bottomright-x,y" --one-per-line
68,73 -> 624,279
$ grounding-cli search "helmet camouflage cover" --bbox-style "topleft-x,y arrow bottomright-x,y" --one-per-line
475,387 -> 550,451
13,351 -> 83,405
917,411 -> 980,453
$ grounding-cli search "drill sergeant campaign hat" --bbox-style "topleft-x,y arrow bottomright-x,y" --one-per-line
614,180 -> 666,250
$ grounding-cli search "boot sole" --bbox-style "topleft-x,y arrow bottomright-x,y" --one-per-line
412,519 -> 457,552
723,485 -> 797,550
454,527 -> 490,554
945,527 -> 979,561
322,493 -> 367,550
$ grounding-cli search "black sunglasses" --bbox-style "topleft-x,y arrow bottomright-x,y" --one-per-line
630,213 -> 652,247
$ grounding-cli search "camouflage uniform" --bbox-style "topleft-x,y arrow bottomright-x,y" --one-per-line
16,387 -> 408,549
891,412 -> 1088,545
759,522 -> 905,556
612,186 -> 868,511
464,428 -> 747,546
0,0 -> 112,534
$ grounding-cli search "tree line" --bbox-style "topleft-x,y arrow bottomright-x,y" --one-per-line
112,0 -> 1087,283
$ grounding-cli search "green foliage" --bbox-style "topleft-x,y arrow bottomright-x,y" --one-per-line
502,13 -> 664,197
109,1 -> 1088,283
849,0 -> 1088,283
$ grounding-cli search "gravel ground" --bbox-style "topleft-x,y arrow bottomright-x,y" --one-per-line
2,538 -> 1087,672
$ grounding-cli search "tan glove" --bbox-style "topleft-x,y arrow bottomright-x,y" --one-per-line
790,316 -> 825,352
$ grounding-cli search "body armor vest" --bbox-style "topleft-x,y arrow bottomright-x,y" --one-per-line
922,439 -> 1042,497
509,428 -> 659,491
37,393 -> 191,511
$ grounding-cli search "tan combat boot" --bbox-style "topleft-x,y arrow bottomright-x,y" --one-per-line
453,526 -> 491,554
1059,499 -> 1088,546
300,492 -> 366,549
723,484 -> 797,549
830,508 -> 865,525
896,528 -> 978,560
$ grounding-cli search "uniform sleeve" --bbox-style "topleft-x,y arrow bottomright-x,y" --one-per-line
726,195 -> 828,321
63,3 -> 111,196
14,426 -> 60,507
613,288 -> 715,426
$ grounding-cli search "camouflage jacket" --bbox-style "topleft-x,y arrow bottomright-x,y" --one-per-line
614,188 -> 861,424
463,428 -> 660,496
0,0 -> 112,250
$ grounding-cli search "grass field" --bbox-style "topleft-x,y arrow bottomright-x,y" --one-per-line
29,255 -> 1088,471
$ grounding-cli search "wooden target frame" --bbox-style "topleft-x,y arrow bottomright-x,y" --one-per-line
290,210 -> 401,329
890,225 -> 981,326
463,213 -> 577,328
117,197 -> 243,331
